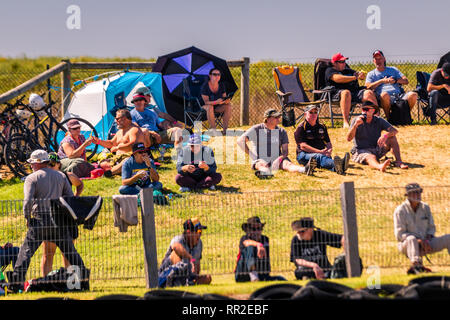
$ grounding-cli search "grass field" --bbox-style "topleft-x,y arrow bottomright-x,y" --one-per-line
0,123 -> 449,300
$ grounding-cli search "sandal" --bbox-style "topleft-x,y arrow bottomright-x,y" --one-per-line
394,161 -> 408,169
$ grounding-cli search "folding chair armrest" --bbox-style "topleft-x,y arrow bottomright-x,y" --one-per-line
276,90 -> 292,98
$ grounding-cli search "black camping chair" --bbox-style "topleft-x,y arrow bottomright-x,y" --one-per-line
182,77 -> 224,132
313,58 -> 362,127
415,71 -> 450,124
272,65 -> 325,128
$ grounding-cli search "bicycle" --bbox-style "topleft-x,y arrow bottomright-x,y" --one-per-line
2,95 -> 99,178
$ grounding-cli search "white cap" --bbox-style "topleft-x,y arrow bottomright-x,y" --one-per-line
28,93 -> 45,109
27,149 -> 50,164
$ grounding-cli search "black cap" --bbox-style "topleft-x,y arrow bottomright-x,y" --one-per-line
291,217 -> 315,231
183,218 -> 207,231
132,143 -> 147,154
442,62 -> 450,77
405,183 -> 423,195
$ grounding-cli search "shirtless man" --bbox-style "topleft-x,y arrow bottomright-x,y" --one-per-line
92,109 -> 149,176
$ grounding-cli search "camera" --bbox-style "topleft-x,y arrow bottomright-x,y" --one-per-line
362,114 -> 367,122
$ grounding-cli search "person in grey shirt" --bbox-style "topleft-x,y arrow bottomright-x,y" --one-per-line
346,100 -> 408,172
237,108 -> 317,178
7,150 -> 89,292
394,183 -> 450,275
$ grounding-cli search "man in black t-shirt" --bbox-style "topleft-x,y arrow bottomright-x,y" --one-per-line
427,62 -> 450,125
294,105 -> 350,175
325,52 -> 377,128
290,217 -> 344,280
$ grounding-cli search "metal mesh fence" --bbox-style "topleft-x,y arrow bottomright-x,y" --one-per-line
1,186 -> 448,284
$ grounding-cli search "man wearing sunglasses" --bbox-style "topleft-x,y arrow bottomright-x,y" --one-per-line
295,105 -> 350,175
427,62 -> 450,125
119,143 -> 162,195
346,101 -> 408,171
325,52 -> 377,128
235,216 -> 286,282
394,183 -> 450,275
158,218 -> 212,287
290,217 -> 344,280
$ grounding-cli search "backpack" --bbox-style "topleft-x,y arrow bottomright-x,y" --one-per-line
330,253 -> 363,279
25,267 -> 90,293
282,108 -> 296,127
388,97 -> 412,126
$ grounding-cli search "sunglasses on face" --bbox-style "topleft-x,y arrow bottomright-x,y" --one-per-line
115,116 -> 125,121
211,73 -> 221,76
298,229 -> 308,234
336,61 -> 346,64
70,127 -> 81,131
250,226 -> 262,231
362,107 -> 374,112
308,111 -> 318,114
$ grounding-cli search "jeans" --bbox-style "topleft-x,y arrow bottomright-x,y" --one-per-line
235,246 -> 286,282
429,90 -> 450,124
297,152 -> 335,171
119,181 -> 163,195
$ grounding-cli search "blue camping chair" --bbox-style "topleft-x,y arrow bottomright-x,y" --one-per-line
182,77 -> 224,132
415,71 -> 450,124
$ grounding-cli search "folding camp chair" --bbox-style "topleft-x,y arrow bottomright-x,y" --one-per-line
415,71 -> 450,124
272,65 -> 325,128
182,77 -> 224,132
313,58 -> 362,127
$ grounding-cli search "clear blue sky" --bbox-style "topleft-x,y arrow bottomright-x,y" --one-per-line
0,0 -> 449,62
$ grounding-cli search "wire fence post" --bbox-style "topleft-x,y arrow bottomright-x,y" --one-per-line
339,181 -> 362,277
61,59 -> 72,116
140,187 -> 158,288
240,57 -> 250,126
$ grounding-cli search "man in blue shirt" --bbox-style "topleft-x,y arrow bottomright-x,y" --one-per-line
119,143 -> 163,195
365,50 -> 418,118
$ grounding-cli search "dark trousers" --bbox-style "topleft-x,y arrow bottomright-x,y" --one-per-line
429,90 -> 450,124
10,218 -> 86,285
175,172 -> 222,189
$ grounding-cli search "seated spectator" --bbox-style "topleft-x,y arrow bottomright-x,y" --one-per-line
427,62 -> 450,125
175,134 -> 222,193
290,217 -> 344,280
394,183 -> 450,275
92,109 -> 148,176
325,52 -> 377,128
365,50 -> 418,118
48,152 -> 83,196
130,89 -> 183,149
346,101 -> 408,172
119,143 -> 162,195
201,68 -> 232,133
0,242 -> 19,270
158,218 -> 212,287
237,108 -> 317,179
235,216 -> 286,282
295,105 -> 350,175
57,119 -> 95,178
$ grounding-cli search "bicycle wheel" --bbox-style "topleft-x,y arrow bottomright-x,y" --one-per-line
4,134 -> 40,178
54,117 -> 99,161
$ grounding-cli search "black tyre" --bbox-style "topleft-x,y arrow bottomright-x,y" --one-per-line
54,117 -> 98,161
4,135 -> 41,178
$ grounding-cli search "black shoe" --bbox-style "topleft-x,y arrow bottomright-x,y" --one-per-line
343,152 -> 350,172
104,170 -> 113,178
333,156 -> 344,175
255,170 -> 273,179
304,157 -> 317,176
407,264 -> 432,275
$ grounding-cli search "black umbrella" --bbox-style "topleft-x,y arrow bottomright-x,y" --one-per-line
153,46 -> 238,122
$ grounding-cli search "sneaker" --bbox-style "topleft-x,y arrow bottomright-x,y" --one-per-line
208,185 -> 216,191
249,271 -> 259,282
334,156 -> 344,175
255,170 -> 273,179
406,264 -> 432,275
179,187 -> 191,193
304,157 -> 317,176
343,152 -> 350,172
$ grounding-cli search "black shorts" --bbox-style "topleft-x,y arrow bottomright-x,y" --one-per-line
332,89 -> 366,103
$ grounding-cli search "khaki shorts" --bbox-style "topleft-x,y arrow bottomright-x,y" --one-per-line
111,152 -> 132,166
159,127 -> 179,145
351,146 -> 388,164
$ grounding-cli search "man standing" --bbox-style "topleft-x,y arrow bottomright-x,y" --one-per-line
325,52 -> 377,128
365,50 -> 418,118
237,108 -> 316,178
175,134 -> 222,192
158,218 -> 212,287
119,143 -> 162,195
394,183 -> 450,274
427,62 -> 450,125
295,105 -> 350,175
7,150 -> 88,292
346,101 -> 408,172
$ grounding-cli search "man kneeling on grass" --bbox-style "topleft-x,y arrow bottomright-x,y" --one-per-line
158,218 -> 212,288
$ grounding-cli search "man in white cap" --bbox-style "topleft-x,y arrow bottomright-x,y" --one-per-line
394,183 -> 450,275
7,150 -> 88,292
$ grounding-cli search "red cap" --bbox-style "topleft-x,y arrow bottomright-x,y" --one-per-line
372,50 -> 384,58
331,52 -> 348,63
131,94 -> 147,103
